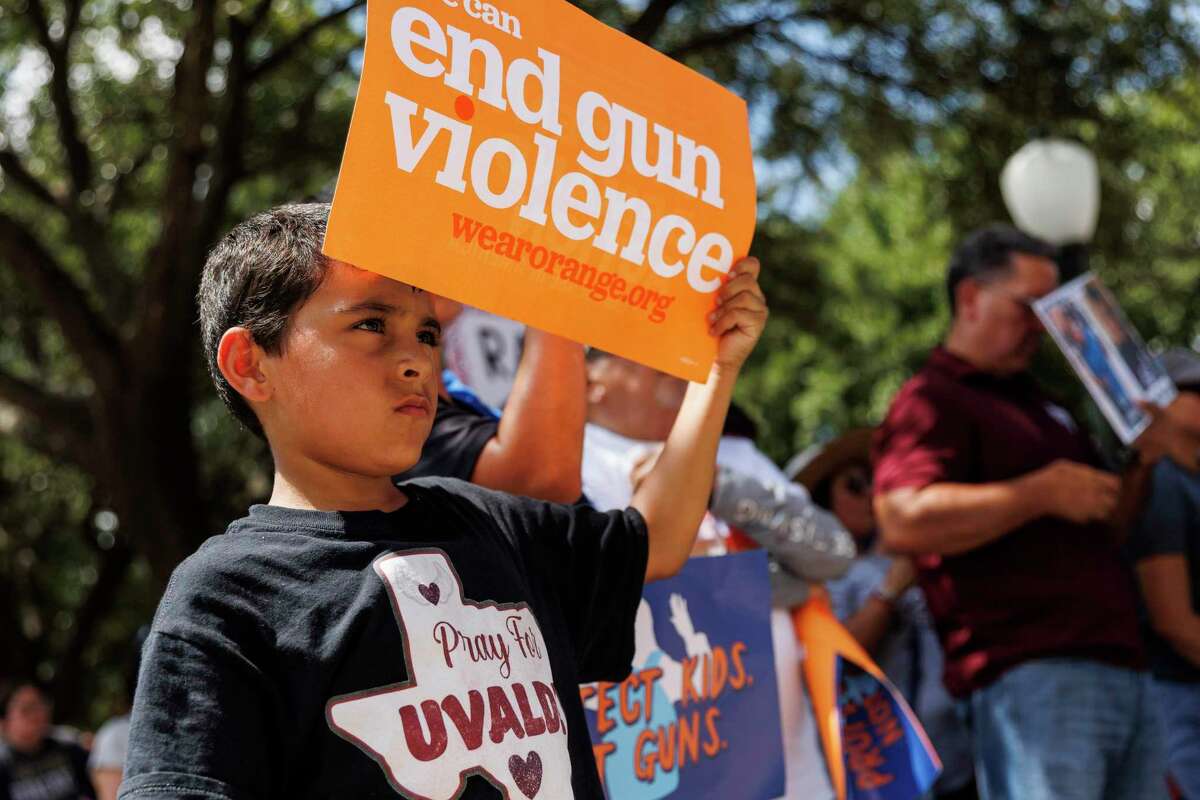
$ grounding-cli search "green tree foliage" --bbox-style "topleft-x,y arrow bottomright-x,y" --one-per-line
738,158 -> 954,463
0,0 -> 365,722
729,1 -> 1200,461
1,0 -> 1199,726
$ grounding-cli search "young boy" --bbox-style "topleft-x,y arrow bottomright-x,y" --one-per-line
118,203 -> 767,800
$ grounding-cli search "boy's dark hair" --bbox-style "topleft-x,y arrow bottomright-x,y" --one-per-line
946,224 -> 1056,314
198,203 -> 332,438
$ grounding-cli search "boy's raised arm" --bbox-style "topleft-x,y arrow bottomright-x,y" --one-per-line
631,257 -> 768,581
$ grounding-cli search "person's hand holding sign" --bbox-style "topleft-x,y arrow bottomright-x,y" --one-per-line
1133,393 -> 1200,472
633,256 -> 768,582
710,257 -> 769,374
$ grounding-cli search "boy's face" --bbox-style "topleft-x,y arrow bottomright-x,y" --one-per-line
259,260 -> 440,478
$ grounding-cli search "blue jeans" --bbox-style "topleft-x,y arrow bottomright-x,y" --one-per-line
1151,678 -> 1200,799
960,658 -> 1167,800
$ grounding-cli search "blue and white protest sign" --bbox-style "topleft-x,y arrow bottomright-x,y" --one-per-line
579,551 -> 785,799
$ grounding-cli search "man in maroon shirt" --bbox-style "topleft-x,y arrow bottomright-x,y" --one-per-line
873,225 -> 1169,800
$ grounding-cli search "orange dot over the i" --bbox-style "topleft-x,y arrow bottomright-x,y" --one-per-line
454,95 -> 475,120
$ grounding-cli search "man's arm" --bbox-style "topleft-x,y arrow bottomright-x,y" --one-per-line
632,258 -> 768,581
471,329 -> 586,503
879,395 -> 1200,555
1136,555 -> 1200,668
875,459 -> 1120,556
91,769 -> 121,800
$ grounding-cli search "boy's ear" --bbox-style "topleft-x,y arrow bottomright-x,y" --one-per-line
217,327 -> 271,404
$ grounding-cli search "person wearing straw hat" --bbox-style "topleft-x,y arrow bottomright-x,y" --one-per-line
791,431 -> 976,800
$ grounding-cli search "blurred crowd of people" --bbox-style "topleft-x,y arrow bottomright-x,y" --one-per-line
6,222 -> 1200,800
1,655 -> 134,800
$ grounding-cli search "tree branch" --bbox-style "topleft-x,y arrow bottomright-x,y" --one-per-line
64,0 -> 83,40
107,143 -> 157,217
0,368 -> 91,445
22,0 -> 127,296
0,212 -> 122,393
248,0 -> 366,81
26,0 -> 92,197
625,0 -> 684,45
665,13 -> 782,59
0,147 -> 64,209
0,564 -> 33,678
51,541 -> 134,722
141,3 -> 260,375
245,0 -> 276,32
136,0 -> 216,358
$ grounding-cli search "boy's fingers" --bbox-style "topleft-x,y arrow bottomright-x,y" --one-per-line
710,290 -> 766,321
709,306 -> 767,337
729,256 -> 761,281
717,273 -> 765,304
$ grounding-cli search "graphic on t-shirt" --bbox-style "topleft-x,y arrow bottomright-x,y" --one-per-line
326,550 -> 572,799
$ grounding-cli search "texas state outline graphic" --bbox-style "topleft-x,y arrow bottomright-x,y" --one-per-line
326,548 -> 573,799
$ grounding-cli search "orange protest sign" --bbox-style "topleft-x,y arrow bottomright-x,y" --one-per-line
794,598 -> 941,800
323,0 -> 756,381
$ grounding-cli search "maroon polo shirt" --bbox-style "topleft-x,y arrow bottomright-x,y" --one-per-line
873,346 -> 1144,698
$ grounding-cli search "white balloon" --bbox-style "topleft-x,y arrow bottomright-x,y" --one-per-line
1000,139 -> 1100,246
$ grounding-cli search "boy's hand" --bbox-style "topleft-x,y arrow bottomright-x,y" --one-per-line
709,257 -> 768,374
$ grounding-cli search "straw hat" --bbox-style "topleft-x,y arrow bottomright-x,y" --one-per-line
784,427 -> 875,491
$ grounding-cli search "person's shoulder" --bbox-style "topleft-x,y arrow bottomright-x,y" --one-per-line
403,475 -> 510,506
93,713 -> 131,742
155,514 -> 314,625
1153,458 -> 1198,491
43,735 -> 89,762
403,476 -> 544,524
882,369 -> 962,429
899,358 -> 962,400
169,518 -> 279,582
1144,458 -> 1200,518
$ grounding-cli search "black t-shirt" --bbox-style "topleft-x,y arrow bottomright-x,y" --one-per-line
394,397 -> 498,482
0,738 -> 95,800
119,478 -> 647,800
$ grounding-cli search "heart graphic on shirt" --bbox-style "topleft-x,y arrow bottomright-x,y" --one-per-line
417,582 -> 440,605
508,751 -> 543,798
